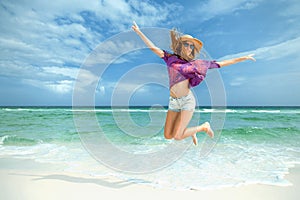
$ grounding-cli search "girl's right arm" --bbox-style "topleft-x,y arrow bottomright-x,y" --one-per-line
132,21 -> 164,58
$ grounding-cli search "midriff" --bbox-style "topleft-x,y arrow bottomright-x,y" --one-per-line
170,79 -> 190,98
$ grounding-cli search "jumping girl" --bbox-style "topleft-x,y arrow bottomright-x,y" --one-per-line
132,22 -> 255,145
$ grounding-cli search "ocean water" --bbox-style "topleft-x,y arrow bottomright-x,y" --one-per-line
0,106 -> 300,190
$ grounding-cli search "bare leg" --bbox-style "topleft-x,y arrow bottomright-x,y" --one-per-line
164,110 -> 214,146
172,110 -> 202,145
164,110 -> 181,139
196,122 -> 214,138
176,122 -> 214,145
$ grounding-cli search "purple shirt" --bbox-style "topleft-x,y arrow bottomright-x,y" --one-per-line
162,50 -> 220,88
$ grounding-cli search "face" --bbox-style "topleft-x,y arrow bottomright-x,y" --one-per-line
182,41 -> 195,55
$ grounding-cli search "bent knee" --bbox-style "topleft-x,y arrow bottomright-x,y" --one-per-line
164,135 -> 173,140
164,129 -> 183,140
164,132 -> 173,139
164,133 -> 183,140
173,134 -> 183,140
173,128 -> 184,140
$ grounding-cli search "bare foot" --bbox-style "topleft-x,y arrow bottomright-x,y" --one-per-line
192,134 -> 198,146
202,122 -> 214,138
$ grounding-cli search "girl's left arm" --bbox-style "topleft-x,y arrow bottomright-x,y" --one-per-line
216,54 -> 256,68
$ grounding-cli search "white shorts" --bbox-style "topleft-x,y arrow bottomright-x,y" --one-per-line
168,91 -> 196,112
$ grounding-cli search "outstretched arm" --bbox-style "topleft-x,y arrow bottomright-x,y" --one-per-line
132,21 -> 164,58
216,54 -> 256,67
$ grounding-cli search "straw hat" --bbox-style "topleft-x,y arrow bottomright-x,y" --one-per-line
180,34 -> 203,52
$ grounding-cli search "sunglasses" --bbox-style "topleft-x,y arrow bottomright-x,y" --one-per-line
183,42 -> 195,50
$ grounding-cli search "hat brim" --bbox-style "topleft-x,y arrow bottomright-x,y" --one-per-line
180,35 -> 203,52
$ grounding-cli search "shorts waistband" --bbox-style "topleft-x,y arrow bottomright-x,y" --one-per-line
169,91 -> 192,100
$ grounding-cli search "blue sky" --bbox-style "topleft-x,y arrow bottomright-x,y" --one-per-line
0,0 -> 299,106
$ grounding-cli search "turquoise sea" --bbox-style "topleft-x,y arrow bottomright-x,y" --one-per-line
0,106 -> 300,190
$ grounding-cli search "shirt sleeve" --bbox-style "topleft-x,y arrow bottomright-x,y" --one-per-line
208,60 -> 220,69
161,50 -> 172,63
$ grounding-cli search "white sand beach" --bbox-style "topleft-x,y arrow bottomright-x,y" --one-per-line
0,158 -> 299,200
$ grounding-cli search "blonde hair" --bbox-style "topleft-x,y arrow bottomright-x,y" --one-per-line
170,28 -> 197,61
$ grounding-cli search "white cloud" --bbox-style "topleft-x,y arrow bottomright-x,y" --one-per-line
93,63 -> 168,103
45,80 -> 74,94
196,0 -> 261,21
215,34 -> 300,105
42,67 -> 79,79
0,0 -> 180,95
20,67 -> 99,94
230,77 -> 246,86
74,68 -> 99,94
279,0 -> 300,17
217,36 -> 300,61
96,85 -> 105,95
85,40 -> 145,66
23,79 -> 74,94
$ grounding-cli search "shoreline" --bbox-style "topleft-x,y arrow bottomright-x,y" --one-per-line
0,158 -> 299,200
2,105 -> 300,109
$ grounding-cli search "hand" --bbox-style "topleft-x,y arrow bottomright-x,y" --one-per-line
131,21 -> 140,33
244,54 -> 256,62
